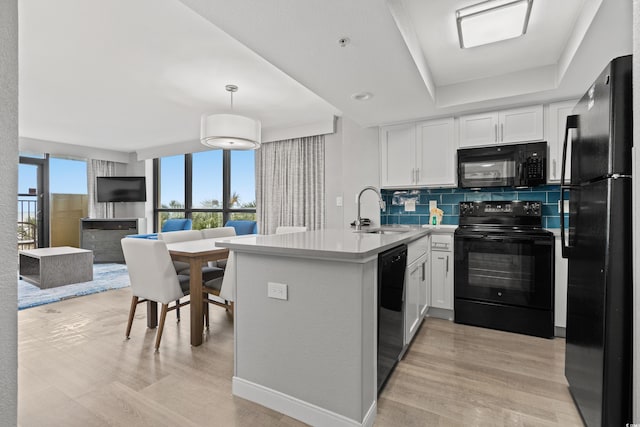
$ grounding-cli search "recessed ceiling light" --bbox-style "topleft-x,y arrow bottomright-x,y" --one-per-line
456,0 -> 533,49
338,37 -> 350,47
351,92 -> 373,101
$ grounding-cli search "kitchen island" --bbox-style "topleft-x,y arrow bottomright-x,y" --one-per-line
216,227 -> 430,427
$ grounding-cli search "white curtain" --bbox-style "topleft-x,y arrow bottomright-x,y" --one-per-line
256,135 -> 325,235
87,159 -> 117,218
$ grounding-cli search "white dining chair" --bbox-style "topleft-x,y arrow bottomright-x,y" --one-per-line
203,251 -> 236,326
201,226 -> 236,239
121,238 -> 190,351
158,229 -> 204,274
275,226 -> 308,234
199,227 -> 238,324
201,226 -> 236,269
157,229 -> 203,243
158,228 -> 223,279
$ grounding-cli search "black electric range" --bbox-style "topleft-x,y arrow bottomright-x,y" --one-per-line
453,201 -> 555,338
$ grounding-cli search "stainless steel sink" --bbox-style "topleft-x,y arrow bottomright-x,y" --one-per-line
354,228 -> 412,235
365,229 -> 406,234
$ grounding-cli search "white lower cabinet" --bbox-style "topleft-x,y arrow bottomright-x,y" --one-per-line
404,253 -> 428,345
430,234 -> 453,311
554,235 -> 568,329
419,247 -> 430,319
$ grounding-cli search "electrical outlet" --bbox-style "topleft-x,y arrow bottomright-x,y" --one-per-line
267,282 -> 288,300
558,200 -> 569,213
336,196 -> 343,207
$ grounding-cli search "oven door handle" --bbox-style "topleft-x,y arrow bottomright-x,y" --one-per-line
459,234 -> 551,245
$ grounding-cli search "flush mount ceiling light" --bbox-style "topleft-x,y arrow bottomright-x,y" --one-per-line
351,92 -> 373,101
200,84 -> 261,150
456,0 -> 533,49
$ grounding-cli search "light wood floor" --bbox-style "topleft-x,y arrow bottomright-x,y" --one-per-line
18,289 -> 583,426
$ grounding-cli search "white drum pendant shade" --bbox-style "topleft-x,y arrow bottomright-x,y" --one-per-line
201,113 -> 262,150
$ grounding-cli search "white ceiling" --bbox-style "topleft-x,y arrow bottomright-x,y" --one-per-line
18,0 -> 632,155
18,0 -> 340,152
405,0 -> 584,86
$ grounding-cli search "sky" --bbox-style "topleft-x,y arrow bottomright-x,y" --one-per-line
18,153 -> 256,207
18,158 -> 87,194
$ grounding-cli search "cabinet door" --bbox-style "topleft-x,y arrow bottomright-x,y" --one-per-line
416,118 -> 457,187
404,258 -> 422,345
554,236 -> 568,329
419,252 -> 430,318
546,100 -> 577,182
499,105 -> 544,144
380,124 -> 416,187
431,250 -> 453,310
458,112 -> 499,147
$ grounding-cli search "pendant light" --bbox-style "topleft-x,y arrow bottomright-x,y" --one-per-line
200,84 -> 262,150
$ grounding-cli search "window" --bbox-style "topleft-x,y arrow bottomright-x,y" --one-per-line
159,155 -> 185,208
49,158 -> 87,194
229,150 -> 256,221
154,151 -> 256,231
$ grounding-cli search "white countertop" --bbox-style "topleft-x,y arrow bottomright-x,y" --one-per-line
420,224 -> 459,233
215,227 -> 433,260
215,225 -> 558,260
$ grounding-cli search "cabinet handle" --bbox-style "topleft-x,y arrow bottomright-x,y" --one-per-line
553,159 -> 557,178
416,168 -> 420,183
500,123 -> 504,141
446,255 -> 449,273
411,168 -> 415,184
421,262 -> 425,281
494,124 -> 498,142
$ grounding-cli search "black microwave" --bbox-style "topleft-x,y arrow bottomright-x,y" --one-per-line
457,141 -> 547,189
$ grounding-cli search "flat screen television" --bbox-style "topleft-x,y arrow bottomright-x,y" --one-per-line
96,176 -> 147,202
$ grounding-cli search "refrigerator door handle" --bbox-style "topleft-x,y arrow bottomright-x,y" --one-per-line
560,114 -> 578,259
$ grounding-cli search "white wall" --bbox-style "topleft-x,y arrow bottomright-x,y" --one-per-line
325,117 -> 380,229
113,153 -> 147,219
20,137 -> 131,163
0,0 -> 18,423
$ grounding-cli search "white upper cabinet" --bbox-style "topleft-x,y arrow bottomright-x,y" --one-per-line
459,105 -> 544,148
380,123 -> 416,187
458,112 -> 499,147
546,100 -> 577,183
380,118 -> 456,188
416,118 -> 457,187
500,105 -> 544,143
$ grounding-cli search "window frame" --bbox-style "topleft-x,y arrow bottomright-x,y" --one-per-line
153,151 -> 256,231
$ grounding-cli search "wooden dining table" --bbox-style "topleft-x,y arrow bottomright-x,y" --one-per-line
165,238 -> 230,346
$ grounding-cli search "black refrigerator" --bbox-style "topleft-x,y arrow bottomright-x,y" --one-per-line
560,54 -> 633,427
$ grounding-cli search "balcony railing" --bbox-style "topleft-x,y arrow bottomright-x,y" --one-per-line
18,198 -> 37,249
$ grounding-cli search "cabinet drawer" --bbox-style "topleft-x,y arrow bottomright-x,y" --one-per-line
407,236 -> 429,264
431,234 -> 452,251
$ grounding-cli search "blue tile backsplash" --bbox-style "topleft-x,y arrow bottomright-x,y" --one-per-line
381,185 -> 566,228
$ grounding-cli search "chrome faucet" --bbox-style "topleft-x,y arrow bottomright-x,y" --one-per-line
355,186 -> 386,230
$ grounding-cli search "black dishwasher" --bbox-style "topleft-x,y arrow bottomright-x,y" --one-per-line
377,244 -> 407,394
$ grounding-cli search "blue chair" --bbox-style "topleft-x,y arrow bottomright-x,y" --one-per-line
162,218 -> 192,232
127,218 -> 193,239
225,220 -> 258,235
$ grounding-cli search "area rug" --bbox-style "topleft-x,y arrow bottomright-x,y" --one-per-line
18,263 -> 130,310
